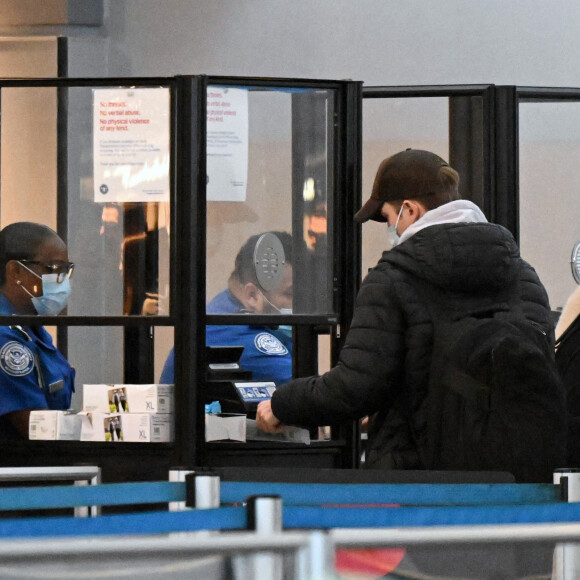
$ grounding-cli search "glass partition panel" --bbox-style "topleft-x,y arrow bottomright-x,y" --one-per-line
0,84 -> 172,318
362,97 -> 449,275
519,100 -> 580,311
68,326 -> 124,411
0,82 -> 175,437
206,85 -> 335,317
65,86 -> 171,318
0,87 -> 58,229
55,327 -> 173,412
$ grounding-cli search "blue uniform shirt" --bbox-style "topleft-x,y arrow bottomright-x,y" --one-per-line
0,295 -> 75,423
160,289 -> 293,386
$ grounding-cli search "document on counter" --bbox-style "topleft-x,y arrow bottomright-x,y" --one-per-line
245,419 -> 310,445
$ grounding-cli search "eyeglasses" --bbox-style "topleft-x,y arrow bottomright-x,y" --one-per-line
19,260 -> 75,283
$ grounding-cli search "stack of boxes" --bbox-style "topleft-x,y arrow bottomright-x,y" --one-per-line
29,384 -> 174,442
80,384 -> 174,442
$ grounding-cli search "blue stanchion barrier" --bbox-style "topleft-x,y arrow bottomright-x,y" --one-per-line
0,481 -> 185,511
220,482 -> 560,506
0,481 -> 562,512
1,500 -> 580,539
281,502 -> 580,529
0,506 -> 246,539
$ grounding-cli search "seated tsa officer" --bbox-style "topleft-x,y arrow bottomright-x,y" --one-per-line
0,222 -> 75,438
160,231 -> 293,386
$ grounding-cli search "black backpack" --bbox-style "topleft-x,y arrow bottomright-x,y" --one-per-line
555,312 -> 580,466
414,285 -> 567,483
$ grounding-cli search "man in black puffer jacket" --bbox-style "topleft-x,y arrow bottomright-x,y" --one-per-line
256,149 -> 560,475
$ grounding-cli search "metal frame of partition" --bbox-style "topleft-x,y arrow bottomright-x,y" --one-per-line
494,85 -> 580,242
0,74 -> 363,480
4,78 -> 577,483
362,84 -> 496,221
0,76 -> 182,483
195,76 -> 362,467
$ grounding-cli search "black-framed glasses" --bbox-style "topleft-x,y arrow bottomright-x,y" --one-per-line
19,260 -> 75,283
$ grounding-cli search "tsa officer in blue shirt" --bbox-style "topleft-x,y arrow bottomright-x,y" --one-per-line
0,222 -> 75,438
160,231 -> 294,386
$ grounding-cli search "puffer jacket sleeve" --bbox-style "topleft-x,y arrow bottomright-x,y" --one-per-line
271,266 -> 406,427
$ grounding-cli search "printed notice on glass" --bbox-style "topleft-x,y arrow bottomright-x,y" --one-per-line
93,88 -> 170,203
207,87 -> 248,202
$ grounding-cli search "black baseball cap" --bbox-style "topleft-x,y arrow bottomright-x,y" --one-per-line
355,149 -> 451,223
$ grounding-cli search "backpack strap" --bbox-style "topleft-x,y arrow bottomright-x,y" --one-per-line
556,311 -> 580,351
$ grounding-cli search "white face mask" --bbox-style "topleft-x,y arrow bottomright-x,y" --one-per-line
387,205 -> 405,248
258,289 -> 292,315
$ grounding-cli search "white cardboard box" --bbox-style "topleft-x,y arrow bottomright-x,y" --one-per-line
150,414 -> 175,443
29,411 -> 82,441
80,412 -> 174,442
205,413 -> 246,442
82,384 -> 174,414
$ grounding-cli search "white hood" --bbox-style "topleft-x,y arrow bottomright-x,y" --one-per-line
398,199 -> 488,245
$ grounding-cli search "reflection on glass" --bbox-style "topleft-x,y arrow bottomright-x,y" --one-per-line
69,326 -> 125,410
519,101 -> 580,310
69,200 -> 170,317
62,86 -> 171,318
206,85 -> 335,317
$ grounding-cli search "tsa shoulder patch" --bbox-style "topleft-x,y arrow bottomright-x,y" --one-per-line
0,341 -> 35,377
254,332 -> 289,356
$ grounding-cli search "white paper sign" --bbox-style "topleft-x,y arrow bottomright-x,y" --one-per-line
93,88 -> 170,203
206,87 -> 248,202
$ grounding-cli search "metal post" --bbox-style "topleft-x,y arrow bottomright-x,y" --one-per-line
296,530 -> 332,580
248,495 -> 283,533
554,469 -> 580,580
185,470 -> 220,510
233,495 -> 284,580
73,475 -> 101,518
168,467 -> 194,511
0,466 -> 101,518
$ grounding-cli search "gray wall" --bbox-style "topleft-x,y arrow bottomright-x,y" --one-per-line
102,0 -> 580,86
72,1 -> 580,315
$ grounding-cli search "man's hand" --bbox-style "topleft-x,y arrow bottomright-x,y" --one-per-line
256,400 -> 286,433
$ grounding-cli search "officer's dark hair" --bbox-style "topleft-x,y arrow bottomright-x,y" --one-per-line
229,231 -> 293,288
0,222 -> 60,286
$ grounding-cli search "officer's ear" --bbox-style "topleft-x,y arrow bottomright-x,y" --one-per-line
5,260 -> 22,285
242,282 -> 262,312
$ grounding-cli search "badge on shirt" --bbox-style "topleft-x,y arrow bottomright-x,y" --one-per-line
254,332 -> 289,356
0,341 -> 34,377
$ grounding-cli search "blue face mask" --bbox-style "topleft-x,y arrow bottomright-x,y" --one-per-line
18,263 -> 71,315
387,205 -> 405,248
32,275 -> 71,315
